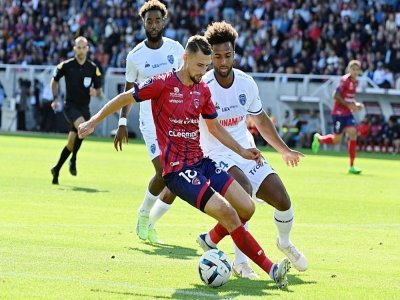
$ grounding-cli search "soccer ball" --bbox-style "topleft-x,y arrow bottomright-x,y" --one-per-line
198,249 -> 232,288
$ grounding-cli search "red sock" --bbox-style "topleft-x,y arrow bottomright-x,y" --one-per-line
209,217 -> 248,244
348,140 -> 356,166
319,134 -> 334,144
230,225 -> 274,274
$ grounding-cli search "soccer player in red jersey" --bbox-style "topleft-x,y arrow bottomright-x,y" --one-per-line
78,35 -> 291,288
312,60 -> 364,174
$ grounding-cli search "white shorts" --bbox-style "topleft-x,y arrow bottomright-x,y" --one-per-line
210,153 -> 276,201
139,102 -> 160,161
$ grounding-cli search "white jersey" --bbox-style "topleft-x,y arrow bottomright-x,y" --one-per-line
125,37 -> 184,126
199,68 -> 263,157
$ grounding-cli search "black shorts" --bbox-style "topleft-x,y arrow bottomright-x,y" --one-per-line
64,104 -> 90,132
163,157 -> 234,212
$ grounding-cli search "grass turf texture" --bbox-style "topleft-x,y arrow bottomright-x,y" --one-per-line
0,133 -> 399,299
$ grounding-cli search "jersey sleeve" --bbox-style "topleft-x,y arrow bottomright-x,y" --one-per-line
53,62 -> 65,82
247,80 -> 263,115
125,52 -> 138,83
336,77 -> 347,96
133,75 -> 165,102
93,66 -> 102,88
201,86 -> 218,119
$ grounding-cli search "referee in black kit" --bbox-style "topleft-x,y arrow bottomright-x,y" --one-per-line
50,36 -> 102,185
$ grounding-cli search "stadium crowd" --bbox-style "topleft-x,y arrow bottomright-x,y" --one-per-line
1,0 -> 400,85
1,0 -> 399,152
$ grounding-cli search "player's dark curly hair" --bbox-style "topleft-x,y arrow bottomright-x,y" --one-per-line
186,35 -> 212,55
204,21 -> 238,49
139,0 -> 168,20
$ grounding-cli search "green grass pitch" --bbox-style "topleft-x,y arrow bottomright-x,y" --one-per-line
0,133 -> 399,299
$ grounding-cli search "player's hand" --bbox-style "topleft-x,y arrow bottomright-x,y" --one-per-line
51,100 -> 58,111
282,149 -> 305,167
89,87 -> 97,96
354,102 -> 364,111
78,120 -> 95,139
240,147 -> 261,163
114,125 -> 129,151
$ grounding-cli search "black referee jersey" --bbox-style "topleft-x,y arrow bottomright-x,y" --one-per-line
53,58 -> 102,108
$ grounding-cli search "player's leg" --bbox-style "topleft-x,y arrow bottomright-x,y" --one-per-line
225,166 -> 258,278
165,164 -> 290,288
204,187 -> 290,288
256,171 -> 307,272
69,115 -> 87,176
312,116 -> 344,153
136,154 -> 165,240
345,125 -> 361,174
51,129 -> 74,184
148,186 -> 177,243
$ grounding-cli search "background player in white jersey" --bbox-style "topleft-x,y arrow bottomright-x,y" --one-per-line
114,0 -> 184,243
196,21 -> 307,277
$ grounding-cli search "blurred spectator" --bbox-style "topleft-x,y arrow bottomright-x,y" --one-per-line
40,82 -> 55,132
15,78 -> 31,131
0,81 -> 6,126
282,110 -> 302,148
367,115 -> 384,152
299,110 -> 321,148
381,116 -> 400,153
356,116 -> 371,151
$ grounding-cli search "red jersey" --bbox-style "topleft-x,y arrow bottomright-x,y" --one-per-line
332,74 -> 358,116
134,71 -> 217,175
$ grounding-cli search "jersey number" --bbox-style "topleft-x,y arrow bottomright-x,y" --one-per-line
179,170 -> 198,183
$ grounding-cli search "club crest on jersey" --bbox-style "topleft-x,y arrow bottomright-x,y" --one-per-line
194,99 -> 200,109
150,144 -> 156,154
140,77 -> 153,88
192,177 -> 201,185
239,94 -> 247,105
167,55 -> 174,64
83,77 -> 92,88
145,61 -> 150,68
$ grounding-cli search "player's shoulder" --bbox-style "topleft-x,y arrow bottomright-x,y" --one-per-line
127,41 -> 146,57
86,59 -> 99,69
163,37 -> 184,50
203,70 -> 216,85
57,57 -> 75,69
341,73 -> 352,83
234,68 -> 256,84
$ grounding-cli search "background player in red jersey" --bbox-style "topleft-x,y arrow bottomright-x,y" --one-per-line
78,35 -> 291,289
312,60 -> 364,174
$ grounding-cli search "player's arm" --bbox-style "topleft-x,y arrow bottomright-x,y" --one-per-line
120,81 -> 135,117
204,118 -> 260,162
333,87 -> 363,111
251,111 -> 304,167
79,89 -> 137,139
50,78 -> 59,111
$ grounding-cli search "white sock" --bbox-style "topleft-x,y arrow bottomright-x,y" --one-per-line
138,189 -> 158,215
148,199 -> 172,229
274,206 -> 294,248
233,221 -> 249,265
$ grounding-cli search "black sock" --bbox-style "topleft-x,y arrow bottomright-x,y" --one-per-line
70,136 -> 83,163
55,146 -> 71,170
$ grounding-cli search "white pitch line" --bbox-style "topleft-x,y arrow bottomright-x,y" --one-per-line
0,272 -> 219,299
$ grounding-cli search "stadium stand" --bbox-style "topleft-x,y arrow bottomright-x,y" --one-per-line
0,0 -> 400,152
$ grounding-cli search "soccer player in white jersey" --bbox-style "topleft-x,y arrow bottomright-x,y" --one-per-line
196,21 -> 308,277
114,0 -> 184,243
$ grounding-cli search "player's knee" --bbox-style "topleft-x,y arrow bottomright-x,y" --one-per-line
160,188 -> 176,204
275,193 -> 291,211
220,206 -> 242,231
241,199 -> 255,220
